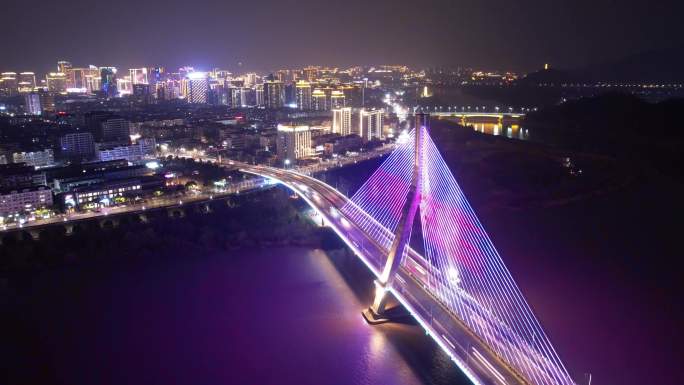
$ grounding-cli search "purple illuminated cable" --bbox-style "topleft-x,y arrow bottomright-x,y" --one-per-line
421,139 -> 533,373
424,136 -> 568,384
422,136 -> 552,384
418,131 -> 574,385
342,129 -> 415,249
426,133 -> 548,380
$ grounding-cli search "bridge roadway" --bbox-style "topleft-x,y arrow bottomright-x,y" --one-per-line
240,164 -> 544,385
429,112 -> 523,119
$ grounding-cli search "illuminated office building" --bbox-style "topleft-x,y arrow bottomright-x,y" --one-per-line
57,60 -> 72,74
263,78 -> 284,109
100,67 -> 118,97
213,69 -> 232,80
129,68 -> 149,85
255,84 -> 264,107
358,109 -> 384,140
38,91 -> 56,112
150,67 -> 165,84
18,72 -> 36,92
231,87 -> 250,107
330,90 -> 345,109
276,124 -> 313,161
332,107 -> 352,135
46,72 -> 67,93
117,76 -> 132,95
66,67 -> 99,92
295,80 -> 312,110
303,66 -> 319,82
182,72 -> 209,103
312,89 -> 327,111
24,93 -> 42,115
276,69 -> 296,83
243,73 -> 259,88
84,72 -> 101,93
0,72 -> 18,96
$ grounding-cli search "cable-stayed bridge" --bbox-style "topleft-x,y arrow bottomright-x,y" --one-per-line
240,113 -> 575,385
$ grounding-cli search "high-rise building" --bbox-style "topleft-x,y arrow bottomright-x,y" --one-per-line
133,84 -> 153,103
100,67 -> 118,97
330,90 -> 345,109
212,69 -> 232,80
332,107 -> 352,135
358,109 -> 384,140
276,124 -> 312,161
303,66 -> 319,82
24,93 -> 42,115
276,69 -> 296,83
0,72 -> 18,96
182,72 -> 209,104
60,131 -> 95,160
67,66 -> 100,92
295,80 -> 312,110
57,60 -> 72,74
117,76 -> 132,95
18,72 -> 36,92
129,68 -> 148,85
46,72 -> 67,93
84,70 -> 101,93
38,91 -> 56,112
312,89 -> 327,111
150,67 -> 165,84
243,73 -> 259,88
231,87 -> 250,107
100,118 -> 131,144
263,78 -> 284,109
255,84 -> 264,107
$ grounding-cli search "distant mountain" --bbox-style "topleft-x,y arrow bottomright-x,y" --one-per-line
516,68 -> 585,85
518,46 -> 684,84
584,46 -> 684,83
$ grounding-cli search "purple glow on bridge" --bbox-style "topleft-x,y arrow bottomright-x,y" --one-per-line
341,125 -> 576,385
341,129 -> 415,251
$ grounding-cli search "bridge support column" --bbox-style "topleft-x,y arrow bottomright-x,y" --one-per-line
363,113 -> 427,324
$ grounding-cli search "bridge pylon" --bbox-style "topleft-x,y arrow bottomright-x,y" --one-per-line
363,113 -> 428,324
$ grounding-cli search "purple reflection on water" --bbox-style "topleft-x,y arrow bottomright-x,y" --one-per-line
2,248 -> 468,385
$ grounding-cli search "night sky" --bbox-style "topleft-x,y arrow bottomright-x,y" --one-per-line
2,0 -> 683,73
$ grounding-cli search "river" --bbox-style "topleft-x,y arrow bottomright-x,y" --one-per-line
1,247 -> 469,385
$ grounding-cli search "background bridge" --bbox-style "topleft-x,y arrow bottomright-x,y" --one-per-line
241,113 -> 575,385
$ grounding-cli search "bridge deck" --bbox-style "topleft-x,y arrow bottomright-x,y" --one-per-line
241,164 -> 540,385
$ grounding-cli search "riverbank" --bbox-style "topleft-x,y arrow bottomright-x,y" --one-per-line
0,188 -> 321,274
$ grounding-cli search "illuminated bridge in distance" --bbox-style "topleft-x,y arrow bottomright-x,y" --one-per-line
429,111 -> 523,127
240,113 -> 575,385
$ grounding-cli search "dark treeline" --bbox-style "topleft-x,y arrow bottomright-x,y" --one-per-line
523,93 -> 684,179
0,188 -> 344,274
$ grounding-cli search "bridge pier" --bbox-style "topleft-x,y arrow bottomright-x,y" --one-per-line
99,217 -> 120,229
167,207 -> 185,218
28,229 -> 41,241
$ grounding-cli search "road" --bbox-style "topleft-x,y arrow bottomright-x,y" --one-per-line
240,163 -> 574,385
1,144 -> 395,233
0,178 -> 267,232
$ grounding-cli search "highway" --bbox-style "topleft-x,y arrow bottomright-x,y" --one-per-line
239,163 -> 569,385
0,178 -> 267,232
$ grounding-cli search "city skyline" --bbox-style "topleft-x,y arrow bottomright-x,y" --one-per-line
2,0 -> 684,74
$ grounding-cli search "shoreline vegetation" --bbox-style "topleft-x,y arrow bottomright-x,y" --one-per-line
0,188 -> 346,276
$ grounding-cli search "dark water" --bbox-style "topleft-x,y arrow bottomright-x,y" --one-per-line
1,247 -> 468,385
